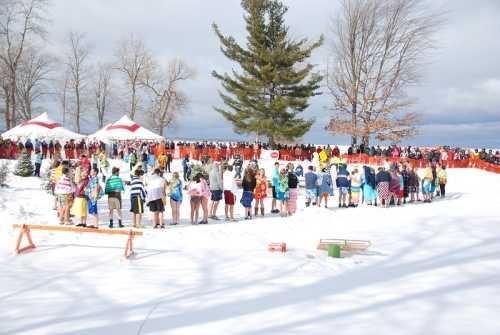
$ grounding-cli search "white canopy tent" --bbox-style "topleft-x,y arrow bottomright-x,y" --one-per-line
88,116 -> 163,141
1,113 -> 84,141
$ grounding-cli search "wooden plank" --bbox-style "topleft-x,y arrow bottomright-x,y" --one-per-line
12,224 -> 143,236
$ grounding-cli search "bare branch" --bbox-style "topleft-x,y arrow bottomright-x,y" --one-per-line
326,0 -> 441,146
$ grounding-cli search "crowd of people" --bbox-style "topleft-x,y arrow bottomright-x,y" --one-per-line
44,145 -> 450,228
1,137 -> 499,166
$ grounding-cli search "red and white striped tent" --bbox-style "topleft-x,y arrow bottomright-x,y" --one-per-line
1,113 -> 84,140
88,115 -> 163,141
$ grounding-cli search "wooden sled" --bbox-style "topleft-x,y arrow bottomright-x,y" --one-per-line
317,239 -> 371,252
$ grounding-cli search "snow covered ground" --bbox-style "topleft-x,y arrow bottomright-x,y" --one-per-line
1,161 -> 500,335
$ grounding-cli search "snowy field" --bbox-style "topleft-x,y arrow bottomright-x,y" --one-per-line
1,160 -> 500,335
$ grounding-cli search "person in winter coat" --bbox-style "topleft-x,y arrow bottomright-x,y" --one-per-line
166,153 -> 173,173
209,161 -> 223,220
318,168 -> 333,208
376,167 -> 392,208
157,152 -> 167,172
34,150 -> 43,177
182,155 -> 190,181
401,165 -> 410,204
141,151 -> 149,173
294,164 -> 304,178
287,164 -> 299,215
233,155 -> 244,179
407,166 -> 419,202
129,151 -> 137,172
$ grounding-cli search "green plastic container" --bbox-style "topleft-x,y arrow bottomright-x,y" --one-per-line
328,244 -> 341,258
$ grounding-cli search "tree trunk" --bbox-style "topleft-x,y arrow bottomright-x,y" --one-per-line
351,101 -> 357,146
26,94 -> 32,120
76,87 -> 81,132
130,86 -> 136,119
4,93 -> 11,129
9,77 -> 17,127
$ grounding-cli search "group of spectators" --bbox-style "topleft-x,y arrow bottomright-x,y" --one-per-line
1,137 -> 499,167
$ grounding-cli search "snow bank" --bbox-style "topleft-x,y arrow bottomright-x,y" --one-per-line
1,168 -> 499,335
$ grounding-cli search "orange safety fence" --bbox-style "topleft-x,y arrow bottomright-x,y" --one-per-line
1,145 -> 498,173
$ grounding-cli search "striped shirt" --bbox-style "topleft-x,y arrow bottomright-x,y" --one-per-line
105,175 -> 125,194
130,176 -> 147,201
54,175 -> 74,195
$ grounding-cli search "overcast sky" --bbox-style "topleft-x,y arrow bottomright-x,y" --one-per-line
44,0 -> 500,147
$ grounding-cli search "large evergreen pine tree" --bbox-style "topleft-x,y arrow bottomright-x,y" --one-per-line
212,0 -> 323,145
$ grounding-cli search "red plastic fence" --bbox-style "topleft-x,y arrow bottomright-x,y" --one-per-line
1,145 -> 499,174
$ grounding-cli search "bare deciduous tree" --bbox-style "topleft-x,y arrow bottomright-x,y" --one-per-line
141,59 -> 194,136
16,46 -> 53,120
66,31 -> 90,133
114,35 -> 152,120
94,62 -> 113,128
326,0 -> 441,146
56,68 -> 70,127
0,0 -> 48,128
